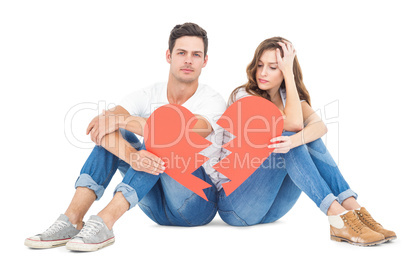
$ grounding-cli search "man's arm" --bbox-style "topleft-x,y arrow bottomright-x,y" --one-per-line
86,105 -> 131,143
87,105 -> 165,175
100,130 -> 165,175
85,105 -> 139,163
87,105 -> 147,145
116,114 -> 147,137
191,114 -> 213,138
116,113 -> 213,138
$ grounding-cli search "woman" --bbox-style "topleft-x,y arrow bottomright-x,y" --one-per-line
217,37 -> 396,246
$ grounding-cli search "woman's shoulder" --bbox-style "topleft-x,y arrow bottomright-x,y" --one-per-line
228,87 -> 255,106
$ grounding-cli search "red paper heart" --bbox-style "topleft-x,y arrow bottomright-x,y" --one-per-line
212,96 -> 283,196
143,96 -> 283,200
144,104 -> 212,200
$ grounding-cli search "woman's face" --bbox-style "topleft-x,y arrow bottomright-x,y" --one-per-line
255,49 -> 284,92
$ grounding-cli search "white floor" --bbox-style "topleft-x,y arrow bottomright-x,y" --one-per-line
2,1 -> 402,267
11,193 -> 401,268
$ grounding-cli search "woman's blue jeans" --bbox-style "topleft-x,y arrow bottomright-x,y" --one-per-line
218,131 -> 357,226
75,129 -> 218,226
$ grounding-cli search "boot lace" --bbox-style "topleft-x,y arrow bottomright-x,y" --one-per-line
343,212 -> 365,233
356,210 -> 381,228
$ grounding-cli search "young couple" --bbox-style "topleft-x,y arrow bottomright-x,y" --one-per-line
25,22 -> 396,251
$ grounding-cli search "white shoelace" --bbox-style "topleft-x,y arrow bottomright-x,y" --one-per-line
76,220 -> 103,238
43,220 -> 68,236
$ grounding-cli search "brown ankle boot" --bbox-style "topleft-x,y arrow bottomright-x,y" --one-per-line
355,207 -> 397,241
329,211 -> 385,246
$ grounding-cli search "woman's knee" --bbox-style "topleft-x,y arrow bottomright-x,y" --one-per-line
218,210 -> 251,226
282,131 -> 297,136
306,137 -> 328,154
261,175 -> 302,223
218,208 -> 269,226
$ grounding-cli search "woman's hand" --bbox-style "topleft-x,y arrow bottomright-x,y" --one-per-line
268,135 -> 292,154
276,40 -> 296,76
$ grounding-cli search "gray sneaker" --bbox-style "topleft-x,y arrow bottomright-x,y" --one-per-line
66,215 -> 115,252
24,214 -> 80,249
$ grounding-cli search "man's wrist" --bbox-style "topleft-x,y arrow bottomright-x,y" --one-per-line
125,147 -> 138,165
116,114 -> 128,129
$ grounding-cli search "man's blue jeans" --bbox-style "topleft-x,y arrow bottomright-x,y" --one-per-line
75,129 -> 218,226
218,131 -> 358,226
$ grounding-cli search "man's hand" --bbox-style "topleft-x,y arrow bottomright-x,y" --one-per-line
129,150 -> 166,175
86,110 -> 120,145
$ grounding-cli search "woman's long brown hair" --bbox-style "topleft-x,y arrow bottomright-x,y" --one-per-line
229,37 -> 311,106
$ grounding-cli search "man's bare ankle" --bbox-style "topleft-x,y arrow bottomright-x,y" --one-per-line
97,213 -> 114,231
64,213 -> 84,230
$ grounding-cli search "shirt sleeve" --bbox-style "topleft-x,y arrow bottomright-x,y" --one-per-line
118,88 -> 150,116
193,90 -> 226,133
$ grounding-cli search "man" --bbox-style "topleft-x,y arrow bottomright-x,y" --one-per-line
25,22 -> 226,251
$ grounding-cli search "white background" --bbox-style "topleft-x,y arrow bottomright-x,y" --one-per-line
1,0 -> 401,267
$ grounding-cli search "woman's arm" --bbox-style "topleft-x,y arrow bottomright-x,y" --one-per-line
269,101 -> 327,153
277,41 -> 304,132
289,101 -> 327,149
282,72 -> 304,132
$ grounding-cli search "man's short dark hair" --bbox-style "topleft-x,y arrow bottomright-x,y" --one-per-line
168,22 -> 208,57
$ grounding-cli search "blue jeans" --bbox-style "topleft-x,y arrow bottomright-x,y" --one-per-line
218,131 -> 357,226
75,129 -> 218,226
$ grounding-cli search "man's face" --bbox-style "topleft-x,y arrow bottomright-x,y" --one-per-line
166,36 -> 208,84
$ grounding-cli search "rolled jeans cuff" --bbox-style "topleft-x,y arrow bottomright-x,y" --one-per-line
75,174 -> 105,200
337,189 -> 358,205
114,182 -> 139,210
319,193 -> 337,215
